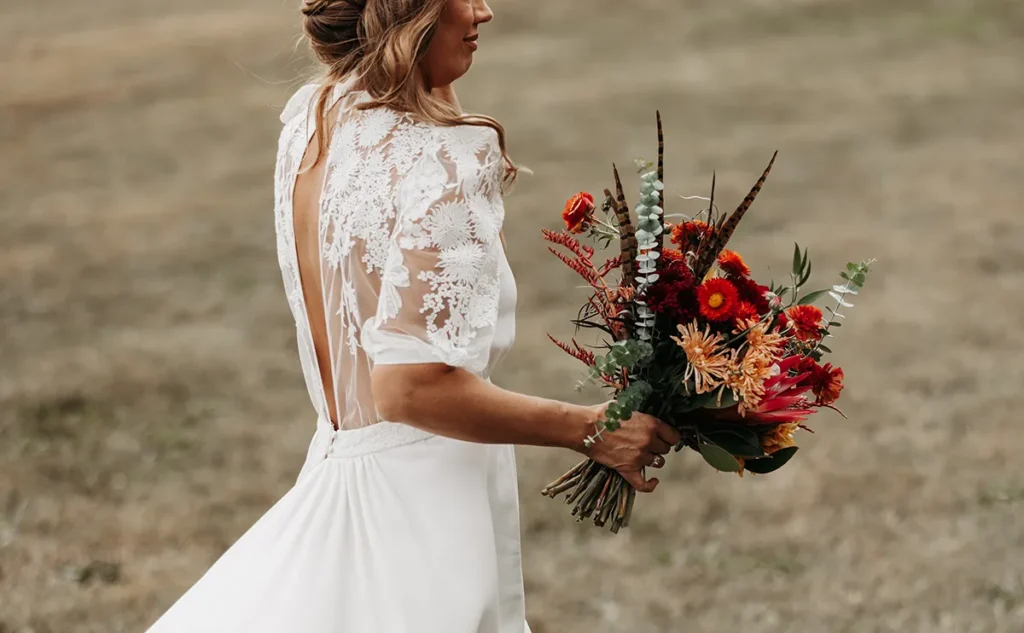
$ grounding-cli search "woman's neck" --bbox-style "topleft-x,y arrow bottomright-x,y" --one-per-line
430,84 -> 462,113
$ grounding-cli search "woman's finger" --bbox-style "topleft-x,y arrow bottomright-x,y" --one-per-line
653,420 -> 682,446
621,469 -> 659,493
648,436 -> 672,455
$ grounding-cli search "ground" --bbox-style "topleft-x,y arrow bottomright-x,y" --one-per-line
2,1 -> 1023,631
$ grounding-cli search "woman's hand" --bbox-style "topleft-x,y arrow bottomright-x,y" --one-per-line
581,403 -> 682,493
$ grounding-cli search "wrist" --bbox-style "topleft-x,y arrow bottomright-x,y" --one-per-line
559,402 -> 598,455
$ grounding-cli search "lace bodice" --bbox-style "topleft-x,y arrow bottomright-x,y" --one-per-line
273,81 -> 517,430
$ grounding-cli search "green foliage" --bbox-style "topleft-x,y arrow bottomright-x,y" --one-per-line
814,258 -> 876,355
699,442 -> 743,473
702,426 -> 766,458
797,289 -> 830,305
677,387 -> 738,413
600,380 -> 653,432
743,446 -> 799,474
588,339 -> 654,380
791,243 -> 813,287
584,339 -> 655,439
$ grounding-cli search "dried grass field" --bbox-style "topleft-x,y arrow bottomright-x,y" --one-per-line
2,1 -> 1023,631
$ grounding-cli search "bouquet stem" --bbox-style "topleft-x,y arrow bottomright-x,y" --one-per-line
542,459 -> 633,532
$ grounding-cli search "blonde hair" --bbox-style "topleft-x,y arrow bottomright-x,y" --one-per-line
300,0 -> 516,186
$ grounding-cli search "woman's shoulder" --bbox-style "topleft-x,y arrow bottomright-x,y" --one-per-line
279,83 -> 320,125
278,76 -> 362,125
417,122 -> 502,180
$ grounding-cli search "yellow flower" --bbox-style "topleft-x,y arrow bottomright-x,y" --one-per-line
672,322 -> 731,394
761,422 -> 801,454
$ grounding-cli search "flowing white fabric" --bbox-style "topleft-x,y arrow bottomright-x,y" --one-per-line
143,82 -> 529,633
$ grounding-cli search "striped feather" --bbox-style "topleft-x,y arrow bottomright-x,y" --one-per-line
694,152 -> 777,279
655,111 -> 666,252
609,163 -> 638,285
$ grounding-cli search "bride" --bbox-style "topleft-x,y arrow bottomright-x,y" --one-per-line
144,1 -> 680,631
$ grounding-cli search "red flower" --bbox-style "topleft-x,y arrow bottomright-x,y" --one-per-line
670,220 -> 711,251
775,311 -> 790,332
744,355 -> 815,423
697,278 -> 740,322
734,277 -> 770,315
646,261 -> 698,323
717,249 -> 751,278
793,357 -> 845,406
812,363 -> 844,405
562,192 -> 595,234
785,305 -> 824,342
794,356 -> 818,378
734,301 -> 758,323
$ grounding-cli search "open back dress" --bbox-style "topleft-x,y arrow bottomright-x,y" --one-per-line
143,79 -> 529,633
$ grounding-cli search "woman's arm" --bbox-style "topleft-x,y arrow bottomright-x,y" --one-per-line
372,364 -> 680,492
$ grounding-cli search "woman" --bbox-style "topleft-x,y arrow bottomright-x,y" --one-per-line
144,1 -> 680,631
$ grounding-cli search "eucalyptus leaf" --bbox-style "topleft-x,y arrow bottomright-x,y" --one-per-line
699,443 -> 743,473
792,243 -> 802,277
828,292 -> 854,307
818,343 -> 833,353
743,446 -> 799,474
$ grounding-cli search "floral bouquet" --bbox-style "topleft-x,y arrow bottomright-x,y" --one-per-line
541,113 -> 874,532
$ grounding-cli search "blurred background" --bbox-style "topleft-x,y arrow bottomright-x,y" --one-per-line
2,0 -> 1023,631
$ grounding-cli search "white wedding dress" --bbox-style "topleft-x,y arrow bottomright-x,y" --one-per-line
144,80 -> 530,633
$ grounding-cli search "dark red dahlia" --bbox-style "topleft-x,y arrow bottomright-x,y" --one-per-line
645,261 -> 698,323
734,277 -> 771,315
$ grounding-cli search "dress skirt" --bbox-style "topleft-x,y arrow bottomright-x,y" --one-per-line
144,420 -> 530,633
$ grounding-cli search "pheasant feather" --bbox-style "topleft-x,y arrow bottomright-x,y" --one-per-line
693,151 -> 777,279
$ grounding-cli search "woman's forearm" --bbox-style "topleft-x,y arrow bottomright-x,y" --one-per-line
371,365 -> 595,451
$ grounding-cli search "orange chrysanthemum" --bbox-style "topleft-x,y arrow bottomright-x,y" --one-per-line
741,318 -> 787,362
671,322 -> 731,394
785,305 -> 823,342
717,249 -> 751,278
697,278 -> 740,322
724,348 -> 774,412
562,192 -> 595,234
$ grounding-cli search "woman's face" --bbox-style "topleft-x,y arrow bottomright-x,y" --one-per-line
421,0 -> 494,89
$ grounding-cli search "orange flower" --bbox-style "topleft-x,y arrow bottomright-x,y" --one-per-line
761,422 -> 801,454
670,220 -> 711,250
812,363 -> 844,406
785,305 -> 823,342
672,322 -> 731,394
717,249 -> 751,278
562,192 -> 595,234
697,278 -> 740,322
661,248 -> 684,266
734,301 -> 758,324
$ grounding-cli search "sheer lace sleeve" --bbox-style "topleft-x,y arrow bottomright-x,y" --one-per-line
363,125 -> 506,375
